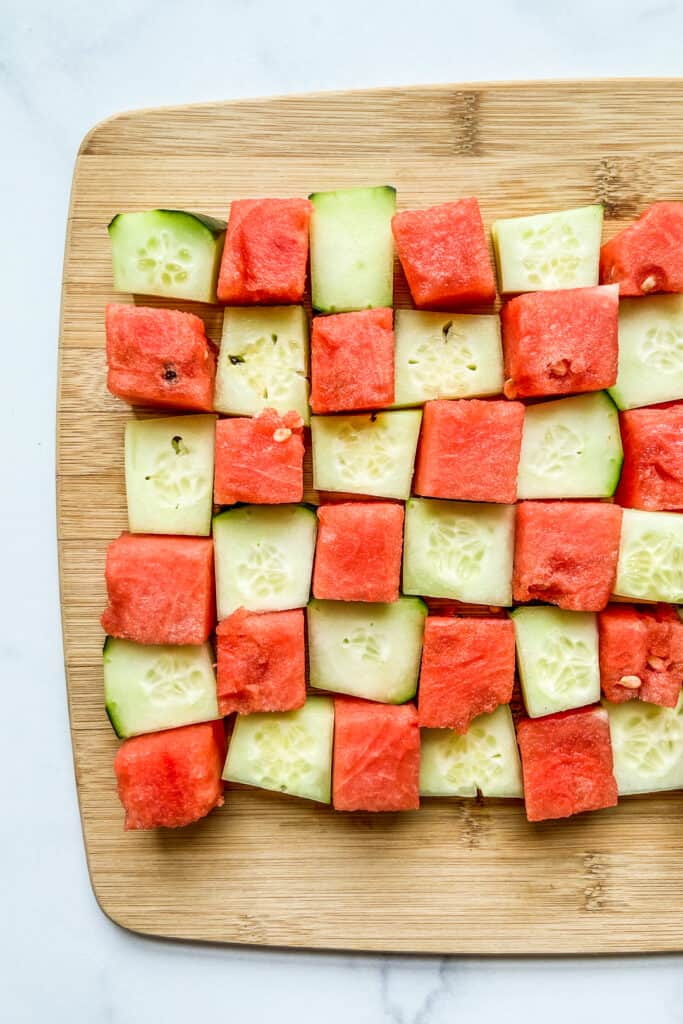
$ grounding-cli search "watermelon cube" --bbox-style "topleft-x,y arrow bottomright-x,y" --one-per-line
392,198 -> 496,308
105,303 -> 215,412
333,698 -> 420,811
216,607 -> 306,715
214,409 -> 304,506
101,533 -> 214,645
310,308 -> 394,413
501,285 -> 618,399
417,617 -> 515,733
513,501 -> 623,612
217,197 -> 312,304
517,707 -> 618,822
600,202 -> 683,296
413,398 -> 524,503
114,721 -> 225,830
313,502 -> 404,602
615,404 -> 683,511
598,604 -> 683,708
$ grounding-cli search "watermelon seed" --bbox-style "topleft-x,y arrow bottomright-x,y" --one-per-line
273,428 -> 292,443
163,366 -> 178,382
619,675 -> 642,689
647,656 -> 667,672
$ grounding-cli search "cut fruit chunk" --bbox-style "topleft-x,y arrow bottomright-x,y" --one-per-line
103,638 -> 219,739
420,705 -> 523,798
223,697 -> 334,804
393,310 -> 503,406
125,414 -> 215,536
608,295 -> 683,410
311,409 -> 422,500
511,605 -> 600,718
604,694 -> 683,795
516,392 -> 622,500
403,498 -> 515,607
216,608 -> 305,716
599,202 -> 683,296
309,186 -> 396,312
598,604 -> 683,707
214,306 -> 310,423
615,404 -> 683,511
213,409 -> 304,506
492,204 -> 603,294
333,699 -> 420,811
310,308 -> 394,413
313,502 -> 404,603
108,209 -> 226,302
213,504 -> 317,618
307,597 -> 426,703
614,508 -> 683,604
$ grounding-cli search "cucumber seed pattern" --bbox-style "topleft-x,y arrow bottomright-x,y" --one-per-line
236,543 -> 289,599
148,436 -> 209,509
525,424 -> 583,477
225,331 -> 304,402
141,655 -> 207,706
407,321 -> 478,397
341,627 -> 387,663
639,324 -> 683,374
616,700 -> 683,778
428,518 -> 489,582
249,721 -> 317,792
619,531 -> 683,602
441,724 -> 504,792
536,631 -> 596,699
136,230 -> 193,288
334,420 -> 397,485
519,218 -> 583,288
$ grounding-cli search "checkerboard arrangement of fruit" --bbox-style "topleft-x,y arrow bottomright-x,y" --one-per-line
102,193 -> 683,830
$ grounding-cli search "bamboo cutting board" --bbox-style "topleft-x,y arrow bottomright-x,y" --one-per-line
58,80 -> 683,954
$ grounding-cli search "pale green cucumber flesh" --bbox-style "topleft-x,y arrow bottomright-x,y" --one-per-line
609,295 -> 683,410
614,508 -> 683,603
605,694 -> 683,795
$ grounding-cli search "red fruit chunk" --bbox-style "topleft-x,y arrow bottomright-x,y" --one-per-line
599,202 -> 683,296
418,617 -> 515,733
333,699 -> 420,812
413,398 -> 524,503
392,198 -> 496,308
310,308 -> 394,413
513,501 -> 623,612
615,404 -> 683,511
313,502 -> 404,602
501,286 -> 618,399
214,408 -> 304,505
517,707 -> 618,822
105,303 -> 215,411
216,608 -> 306,716
114,721 -> 225,830
217,197 -> 312,304
101,533 -> 214,645
599,604 -> 683,707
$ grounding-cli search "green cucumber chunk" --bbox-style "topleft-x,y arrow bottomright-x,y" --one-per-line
125,413 -> 215,536
511,605 -> 600,718
309,186 -> 396,312
214,306 -> 310,423
492,204 -> 603,294
393,310 -> 503,407
609,295 -> 683,410
614,508 -> 683,604
403,498 -> 515,607
307,597 -> 427,703
420,705 -> 523,798
108,209 -> 226,302
605,694 -> 683,795
311,409 -> 422,499
103,638 -> 219,739
223,697 -> 334,803
517,391 -> 622,499
213,504 -> 317,618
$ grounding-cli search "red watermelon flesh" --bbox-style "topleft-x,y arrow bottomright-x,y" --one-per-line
114,721 -> 225,830
599,202 -> 683,296
391,198 -> 496,308
501,285 -> 618,399
105,303 -> 215,411
215,607 -> 306,715
615,404 -> 683,511
313,501 -> 404,602
101,533 -> 214,645
217,197 -> 312,304
517,707 -> 618,822
599,604 -> 683,707
310,308 -> 394,413
413,398 -> 524,503
513,501 -> 622,612
418,616 -> 515,732
333,698 -> 420,812
214,408 -> 304,505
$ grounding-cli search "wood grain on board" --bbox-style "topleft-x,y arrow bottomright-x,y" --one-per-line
58,79 -> 683,953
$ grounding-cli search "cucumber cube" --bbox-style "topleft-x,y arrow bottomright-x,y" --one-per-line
511,606 -> 600,718
223,697 -> 334,803
125,414 -> 215,536
609,295 -> 683,410
403,498 -> 515,607
605,694 -> 683,795
614,508 -> 683,604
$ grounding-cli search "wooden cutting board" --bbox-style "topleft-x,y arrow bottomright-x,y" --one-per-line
58,79 -> 683,954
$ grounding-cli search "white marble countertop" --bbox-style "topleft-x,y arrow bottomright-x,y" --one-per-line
4,0 -> 683,1019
